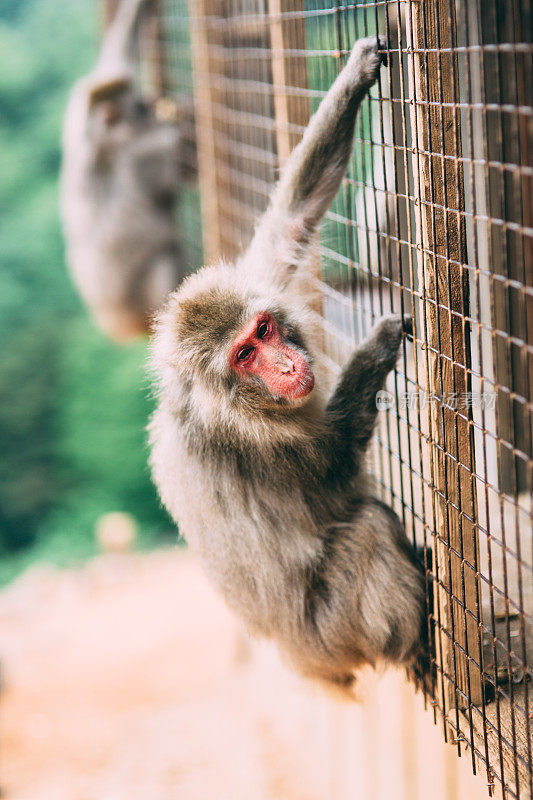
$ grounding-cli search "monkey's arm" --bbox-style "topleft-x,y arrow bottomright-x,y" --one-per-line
81,0 -> 150,112
73,0 -> 151,139
325,315 -> 408,473
246,35 -> 386,282
274,35 -> 385,228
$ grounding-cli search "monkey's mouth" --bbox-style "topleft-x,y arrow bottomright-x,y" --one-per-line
286,368 -> 315,400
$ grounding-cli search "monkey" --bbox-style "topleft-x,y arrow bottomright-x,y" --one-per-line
60,0 -> 186,342
149,35 -> 426,698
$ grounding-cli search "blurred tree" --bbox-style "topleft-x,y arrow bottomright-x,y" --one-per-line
0,0 -> 34,23
56,319 -> 167,535
0,326 -> 62,553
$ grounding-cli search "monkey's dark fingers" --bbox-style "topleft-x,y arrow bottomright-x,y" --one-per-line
377,34 -> 388,67
402,314 -> 413,339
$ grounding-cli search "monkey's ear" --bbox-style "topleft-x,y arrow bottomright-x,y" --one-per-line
88,77 -> 130,107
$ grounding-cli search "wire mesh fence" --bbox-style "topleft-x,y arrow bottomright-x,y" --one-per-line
128,0 -> 204,269
133,1 -> 532,797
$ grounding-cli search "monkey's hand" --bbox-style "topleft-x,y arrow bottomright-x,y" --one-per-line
248,33 -> 387,284
364,313 -> 410,374
345,34 -> 388,94
325,312 -> 409,457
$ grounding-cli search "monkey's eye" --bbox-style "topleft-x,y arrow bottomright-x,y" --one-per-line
236,346 -> 255,363
256,320 -> 271,340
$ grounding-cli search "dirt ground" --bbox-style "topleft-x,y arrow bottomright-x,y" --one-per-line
0,549 -> 320,800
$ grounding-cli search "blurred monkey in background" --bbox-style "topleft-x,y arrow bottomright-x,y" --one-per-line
61,0 -> 187,341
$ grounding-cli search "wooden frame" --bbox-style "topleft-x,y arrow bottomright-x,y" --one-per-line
189,0 -> 226,263
409,0 -> 484,717
268,0 -> 310,167
268,0 -> 323,320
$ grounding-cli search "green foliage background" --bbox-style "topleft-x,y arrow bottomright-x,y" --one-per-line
0,0 -> 174,584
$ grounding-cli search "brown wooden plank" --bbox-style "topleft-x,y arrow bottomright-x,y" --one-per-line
268,0 -> 323,321
410,0 -> 484,710
454,681 -> 532,800
189,0 -> 225,263
479,2 -> 533,494
268,0 -> 309,166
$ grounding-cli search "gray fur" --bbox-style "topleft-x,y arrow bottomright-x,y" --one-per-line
60,0 -> 185,342
149,35 -> 424,698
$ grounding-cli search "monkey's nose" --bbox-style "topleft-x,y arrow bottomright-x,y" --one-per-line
276,353 -> 295,374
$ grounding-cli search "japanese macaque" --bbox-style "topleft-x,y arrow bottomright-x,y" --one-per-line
61,0 -> 185,341
149,35 -> 425,697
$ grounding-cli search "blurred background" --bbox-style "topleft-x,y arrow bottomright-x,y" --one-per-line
0,0 -> 174,587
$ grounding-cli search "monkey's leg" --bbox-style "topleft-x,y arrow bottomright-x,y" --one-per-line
295,498 -> 424,696
310,498 -> 424,666
326,314 -> 410,462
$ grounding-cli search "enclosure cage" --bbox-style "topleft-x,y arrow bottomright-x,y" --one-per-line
110,0 -> 533,797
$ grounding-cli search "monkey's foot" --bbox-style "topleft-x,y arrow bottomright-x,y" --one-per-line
365,313 -> 411,372
348,34 -> 388,89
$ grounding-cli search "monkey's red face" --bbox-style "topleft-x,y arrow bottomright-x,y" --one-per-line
230,313 -> 315,401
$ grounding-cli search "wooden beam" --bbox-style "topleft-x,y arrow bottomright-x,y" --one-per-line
410,0 -> 484,710
268,0 -> 323,322
479,2 -> 533,494
189,0 -> 225,263
268,0 -> 309,167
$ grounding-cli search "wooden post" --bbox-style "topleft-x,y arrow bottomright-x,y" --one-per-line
137,0 -> 166,98
268,0 -> 310,166
479,3 -> 533,494
149,0 -> 168,97
410,0 -> 484,709
189,0 -> 225,263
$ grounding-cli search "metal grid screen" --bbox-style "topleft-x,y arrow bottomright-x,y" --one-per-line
141,2 -> 532,797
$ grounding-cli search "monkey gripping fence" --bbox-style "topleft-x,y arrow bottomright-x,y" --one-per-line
133,1 -> 532,796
